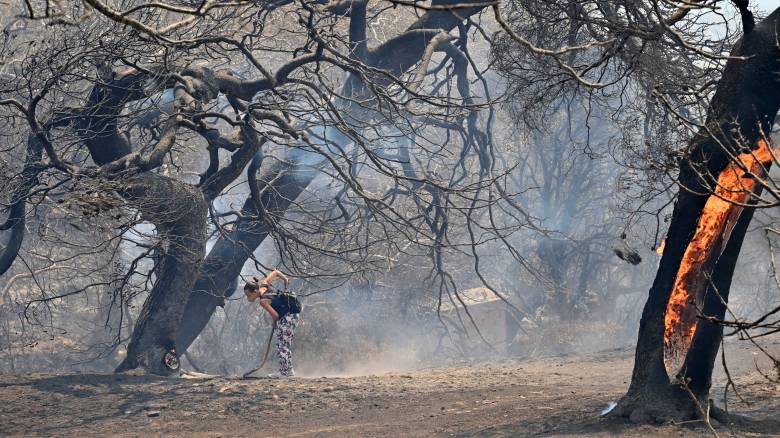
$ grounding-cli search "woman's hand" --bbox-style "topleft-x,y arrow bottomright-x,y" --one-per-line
265,269 -> 290,289
279,270 -> 290,288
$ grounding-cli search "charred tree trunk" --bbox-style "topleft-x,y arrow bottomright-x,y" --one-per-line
681,204 -> 756,395
115,174 -> 207,374
70,71 -> 214,375
615,6 -> 780,423
0,135 -> 44,276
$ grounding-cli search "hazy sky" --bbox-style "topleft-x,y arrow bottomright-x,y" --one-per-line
756,0 -> 777,13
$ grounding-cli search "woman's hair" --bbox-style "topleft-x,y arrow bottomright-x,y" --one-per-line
244,277 -> 261,292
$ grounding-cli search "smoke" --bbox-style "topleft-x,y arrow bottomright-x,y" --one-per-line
294,295 -> 437,377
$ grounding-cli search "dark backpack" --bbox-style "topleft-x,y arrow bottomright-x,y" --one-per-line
278,291 -> 303,314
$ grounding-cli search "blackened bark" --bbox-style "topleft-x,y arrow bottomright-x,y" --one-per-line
79,71 -> 147,165
115,174 -> 207,374
616,7 -> 780,421
199,126 -> 265,201
682,203 -> 756,395
624,188 -> 708,394
348,0 -> 368,61
0,135 -> 44,276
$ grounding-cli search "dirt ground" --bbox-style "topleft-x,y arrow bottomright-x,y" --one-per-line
1,340 -> 779,437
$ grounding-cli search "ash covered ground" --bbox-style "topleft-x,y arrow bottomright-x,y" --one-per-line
1,339 -> 779,437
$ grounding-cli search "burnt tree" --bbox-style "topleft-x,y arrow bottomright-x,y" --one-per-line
175,0 -> 493,353
0,0 -> 503,375
492,0 -> 780,420
615,5 -> 780,423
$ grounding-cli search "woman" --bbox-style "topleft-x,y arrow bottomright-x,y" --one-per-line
244,269 -> 301,377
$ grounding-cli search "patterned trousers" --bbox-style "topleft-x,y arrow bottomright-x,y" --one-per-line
276,313 -> 300,376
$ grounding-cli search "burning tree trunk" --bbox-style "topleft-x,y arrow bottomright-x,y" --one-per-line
664,140 -> 777,373
614,6 -> 780,423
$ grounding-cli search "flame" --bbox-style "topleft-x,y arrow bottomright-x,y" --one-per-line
656,239 -> 666,256
664,138 -> 777,374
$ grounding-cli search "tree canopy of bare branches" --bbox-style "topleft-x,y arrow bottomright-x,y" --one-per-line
0,0 -> 540,374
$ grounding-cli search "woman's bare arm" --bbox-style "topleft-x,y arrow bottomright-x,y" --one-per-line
258,298 -> 280,322
264,269 -> 290,288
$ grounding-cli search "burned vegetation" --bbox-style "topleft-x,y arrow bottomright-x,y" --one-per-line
1,0 -> 780,435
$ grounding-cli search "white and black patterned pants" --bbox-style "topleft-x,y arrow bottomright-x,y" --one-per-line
276,313 -> 300,376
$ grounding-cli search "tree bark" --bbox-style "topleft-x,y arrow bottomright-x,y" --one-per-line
58,69 -> 217,374
115,174 -> 207,374
615,7 -> 780,422
682,203 -> 756,395
0,135 -> 44,276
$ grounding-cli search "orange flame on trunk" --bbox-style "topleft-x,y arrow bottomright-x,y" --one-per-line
656,239 -> 665,255
664,139 -> 776,374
